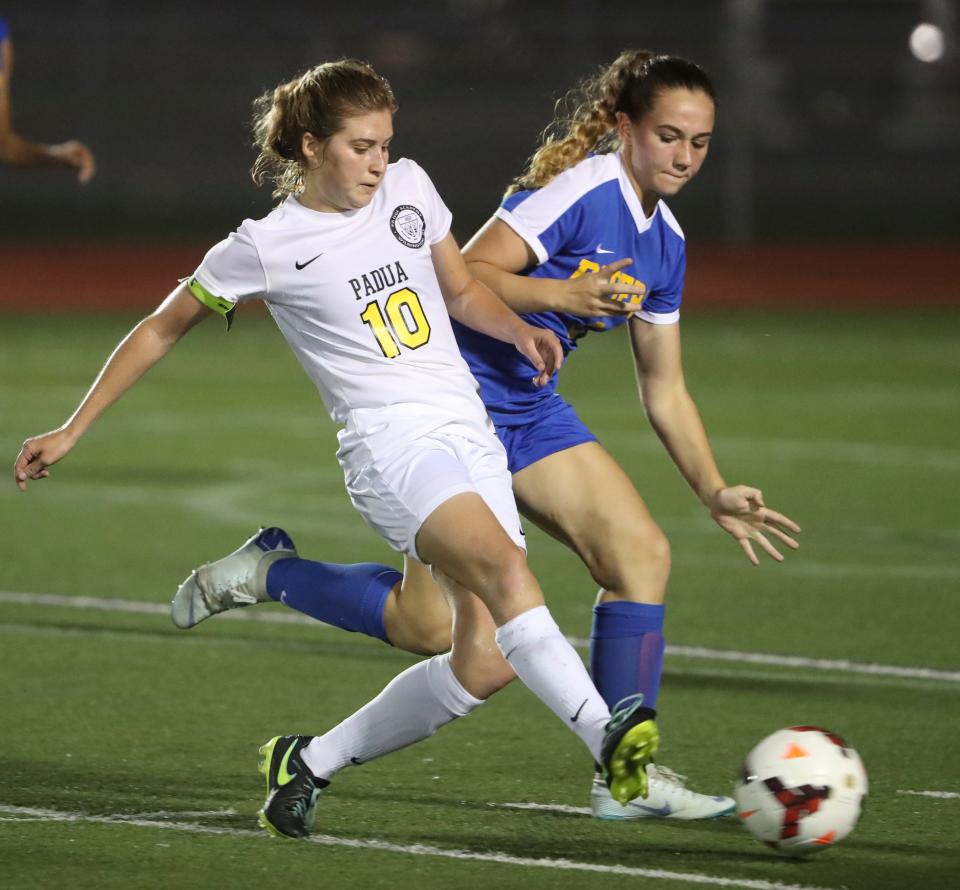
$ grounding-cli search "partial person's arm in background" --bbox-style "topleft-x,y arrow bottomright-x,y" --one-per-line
0,23 -> 96,183
14,286 -> 212,490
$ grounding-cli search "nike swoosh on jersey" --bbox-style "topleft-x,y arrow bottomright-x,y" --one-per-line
295,253 -> 324,270
595,245 -> 615,254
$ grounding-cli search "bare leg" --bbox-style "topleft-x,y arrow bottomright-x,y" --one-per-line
382,556 -> 452,655
415,492 -> 611,759
512,442 -> 671,607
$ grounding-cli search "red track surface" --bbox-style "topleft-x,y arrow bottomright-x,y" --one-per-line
1,242 -> 957,311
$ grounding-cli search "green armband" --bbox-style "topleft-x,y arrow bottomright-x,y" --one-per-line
186,277 -> 236,330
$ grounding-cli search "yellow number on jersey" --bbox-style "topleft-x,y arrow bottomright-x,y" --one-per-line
360,287 -> 431,358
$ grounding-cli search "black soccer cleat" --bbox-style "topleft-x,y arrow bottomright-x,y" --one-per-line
257,735 -> 328,839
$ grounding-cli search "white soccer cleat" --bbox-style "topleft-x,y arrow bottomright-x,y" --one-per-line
171,527 -> 297,629
591,765 -> 735,820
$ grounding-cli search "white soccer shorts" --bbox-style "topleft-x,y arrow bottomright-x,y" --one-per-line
338,420 -> 525,560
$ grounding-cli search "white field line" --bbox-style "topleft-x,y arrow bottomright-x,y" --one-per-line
0,803 -> 836,890
628,643 -> 960,684
498,802 -> 592,816
120,808 -> 237,819
896,790 -> 960,800
2,589 -> 958,684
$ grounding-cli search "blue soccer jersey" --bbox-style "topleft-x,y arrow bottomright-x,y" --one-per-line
452,151 -> 686,426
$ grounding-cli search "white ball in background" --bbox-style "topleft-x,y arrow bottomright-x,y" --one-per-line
909,22 -> 946,63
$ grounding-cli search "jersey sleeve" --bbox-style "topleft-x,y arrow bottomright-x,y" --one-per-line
408,160 -> 453,245
495,176 -> 594,265
635,240 -> 684,325
186,224 -> 266,325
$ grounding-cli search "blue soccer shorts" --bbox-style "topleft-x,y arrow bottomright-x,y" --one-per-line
494,395 -> 598,474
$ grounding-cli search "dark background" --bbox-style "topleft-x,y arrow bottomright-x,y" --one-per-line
1,0 -> 957,247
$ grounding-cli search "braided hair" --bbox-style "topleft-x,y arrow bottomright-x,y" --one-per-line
506,50 -> 716,196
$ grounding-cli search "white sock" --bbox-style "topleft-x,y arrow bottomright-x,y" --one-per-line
495,604 -> 609,761
301,652 -> 483,780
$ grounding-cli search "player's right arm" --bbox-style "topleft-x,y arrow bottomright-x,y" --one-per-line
463,216 -> 639,316
14,286 -> 212,491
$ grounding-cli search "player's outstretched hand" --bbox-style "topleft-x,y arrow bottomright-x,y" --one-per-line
14,428 -> 77,491
559,258 -> 644,317
514,323 -> 564,387
49,140 -> 97,184
709,485 -> 801,565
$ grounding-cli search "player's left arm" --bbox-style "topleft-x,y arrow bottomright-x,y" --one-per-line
629,317 -> 801,564
430,232 -> 562,385
0,33 -> 96,182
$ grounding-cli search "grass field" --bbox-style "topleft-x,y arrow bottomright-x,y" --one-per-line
2,308 -> 958,889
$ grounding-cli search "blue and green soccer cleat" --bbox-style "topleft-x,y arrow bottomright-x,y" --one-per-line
257,735 -> 328,839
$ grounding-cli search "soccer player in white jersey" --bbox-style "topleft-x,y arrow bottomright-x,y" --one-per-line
154,51 -> 802,822
13,59 -> 660,839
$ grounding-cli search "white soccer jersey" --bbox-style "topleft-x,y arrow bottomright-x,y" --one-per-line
189,159 -> 489,446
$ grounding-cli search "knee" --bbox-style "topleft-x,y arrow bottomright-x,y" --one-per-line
496,545 -> 534,589
589,523 -> 671,597
641,525 -> 671,572
492,546 -> 547,619
461,543 -> 538,609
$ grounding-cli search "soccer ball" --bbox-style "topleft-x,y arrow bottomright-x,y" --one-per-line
734,726 -> 868,857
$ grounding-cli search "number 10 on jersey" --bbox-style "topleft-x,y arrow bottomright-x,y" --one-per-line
360,287 -> 431,358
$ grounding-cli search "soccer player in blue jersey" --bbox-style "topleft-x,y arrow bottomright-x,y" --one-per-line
453,49 -> 800,817
163,50 -> 800,821
0,16 -> 96,181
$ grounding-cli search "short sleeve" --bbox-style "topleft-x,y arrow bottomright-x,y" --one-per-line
494,160 -> 616,266
497,196 -> 587,266
187,225 -> 266,321
635,242 -> 685,325
408,161 -> 453,245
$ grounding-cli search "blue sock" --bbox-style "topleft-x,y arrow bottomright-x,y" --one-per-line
590,601 -> 666,712
266,559 -> 401,645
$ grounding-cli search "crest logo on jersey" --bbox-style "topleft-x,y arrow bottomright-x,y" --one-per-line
390,205 -> 426,249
